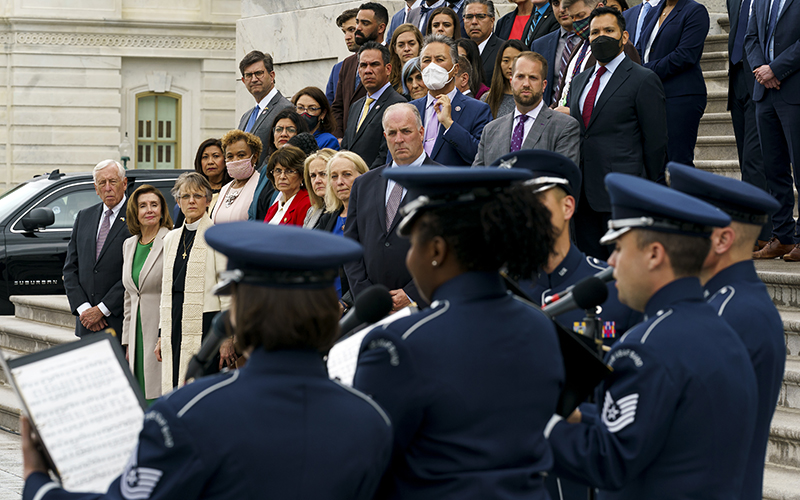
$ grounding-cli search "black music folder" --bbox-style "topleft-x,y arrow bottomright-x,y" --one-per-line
0,332 -> 145,492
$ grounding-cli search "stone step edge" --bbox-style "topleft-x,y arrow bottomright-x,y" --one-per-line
703,69 -> 728,79
0,316 -> 76,349
0,384 -> 20,434
696,135 -> 736,144
700,112 -> 733,122
763,463 -> 800,500
701,50 -> 728,60
771,407 -> 800,442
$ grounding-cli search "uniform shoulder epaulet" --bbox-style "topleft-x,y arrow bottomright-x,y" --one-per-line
585,256 -> 608,272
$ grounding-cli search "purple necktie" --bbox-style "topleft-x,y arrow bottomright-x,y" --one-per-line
510,114 -> 529,152
424,101 -> 439,156
96,209 -> 113,261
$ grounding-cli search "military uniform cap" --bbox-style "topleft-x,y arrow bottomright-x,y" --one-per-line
667,162 -> 779,225
205,221 -> 363,293
382,166 -> 533,236
600,173 -> 731,245
491,150 -> 581,199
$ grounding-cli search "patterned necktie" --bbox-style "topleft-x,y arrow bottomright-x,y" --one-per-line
582,66 -> 607,128
386,182 -> 404,232
523,10 -> 542,46
244,105 -> 260,133
357,97 -> 375,131
552,33 -> 577,106
564,41 -> 590,106
634,2 -> 652,46
96,209 -> 113,261
510,114 -> 529,152
424,101 -> 439,155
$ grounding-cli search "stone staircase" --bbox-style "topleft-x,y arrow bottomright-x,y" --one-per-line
0,296 -> 75,433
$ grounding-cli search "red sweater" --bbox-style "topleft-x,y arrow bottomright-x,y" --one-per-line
264,188 -> 311,226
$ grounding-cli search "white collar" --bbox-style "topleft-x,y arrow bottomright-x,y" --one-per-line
256,87 -> 278,110
426,86 -> 458,107
593,50 -> 626,76
513,98 -> 544,121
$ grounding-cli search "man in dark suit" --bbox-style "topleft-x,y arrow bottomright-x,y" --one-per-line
496,0 -> 559,44
410,34 -> 493,166
746,0 -> 800,260
532,0 -> 576,106
569,7 -> 667,259
326,9 -> 360,105
474,51 -> 580,165
63,160 -> 132,339
465,0 -> 504,84
387,0 -> 419,42
344,103 -> 439,311
622,0 -> 658,46
342,42 -> 407,169
333,2 -> 388,138
727,0 -> 769,247
406,0 -> 445,32
236,51 -> 293,168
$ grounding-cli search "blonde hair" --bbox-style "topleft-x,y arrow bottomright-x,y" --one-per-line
325,151 -> 369,212
303,149 -> 337,209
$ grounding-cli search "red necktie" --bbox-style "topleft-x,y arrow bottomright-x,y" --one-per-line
582,66 -> 607,128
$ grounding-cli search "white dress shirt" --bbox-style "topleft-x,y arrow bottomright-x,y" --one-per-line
512,99 -> 545,145
80,195 -> 127,317
255,87 -> 278,119
579,51 -> 626,114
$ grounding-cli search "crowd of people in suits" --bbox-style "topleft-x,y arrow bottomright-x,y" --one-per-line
38,0 -> 796,499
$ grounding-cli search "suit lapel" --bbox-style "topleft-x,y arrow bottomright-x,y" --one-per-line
254,92 -> 283,131
653,0 -> 686,42
137,227 -> 168,288
431,92 -> 465,159
778,0 -> 797,22
523,107 -> 550,148
375,168 -> 389,232
89,203 -> 103,259
353,89 -> 390,142
587,59 -> 631,129
96,204 -> 127,264
498,113 -> 514,154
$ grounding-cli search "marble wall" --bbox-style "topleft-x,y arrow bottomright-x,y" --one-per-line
0,1 -> 240,190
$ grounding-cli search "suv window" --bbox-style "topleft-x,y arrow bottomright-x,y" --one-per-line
12,182 -> 97,231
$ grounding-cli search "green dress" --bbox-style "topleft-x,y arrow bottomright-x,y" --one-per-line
132,240 -> 156,406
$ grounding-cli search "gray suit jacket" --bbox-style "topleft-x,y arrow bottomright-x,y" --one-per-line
237,90 -> 293,168
472,105 -> 581,166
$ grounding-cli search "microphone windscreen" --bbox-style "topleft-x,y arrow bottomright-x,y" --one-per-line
571,276 -> 609,310
354,285 -> 394,324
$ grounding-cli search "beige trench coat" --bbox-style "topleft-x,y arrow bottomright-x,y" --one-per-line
121,226 -> 170,400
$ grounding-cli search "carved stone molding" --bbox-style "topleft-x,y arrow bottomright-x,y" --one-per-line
10,32 -> 235,50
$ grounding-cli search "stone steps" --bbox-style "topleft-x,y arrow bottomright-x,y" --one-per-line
764,463 -> 800,500
770,405 -> 800,470
695,135 -> 738,161
698,111 -> 734,137
705,89 -> 728,113
11,296 -> 74,330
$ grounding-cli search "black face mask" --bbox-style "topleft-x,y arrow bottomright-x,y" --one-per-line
302,113 -> 319,130
591,35 -> 622,64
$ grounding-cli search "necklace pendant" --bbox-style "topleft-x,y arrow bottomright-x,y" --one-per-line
182,251 -> 187,259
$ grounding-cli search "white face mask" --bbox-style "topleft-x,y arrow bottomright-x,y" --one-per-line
421,62 -> 454,91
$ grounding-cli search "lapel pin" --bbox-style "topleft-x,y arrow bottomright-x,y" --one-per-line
455,106 -> 462,112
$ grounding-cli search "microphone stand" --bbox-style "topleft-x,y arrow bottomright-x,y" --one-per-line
580,306 -> 603,500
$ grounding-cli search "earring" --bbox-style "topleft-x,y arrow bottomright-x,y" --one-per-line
431,260 -> 438,267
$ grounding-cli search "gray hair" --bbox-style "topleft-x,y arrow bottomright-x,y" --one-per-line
465,0 -> 496,17
422,34 -> 460,66
382,102 -> 424,129
92,159 -> 125,183
171,172 -> 213,202
401,56 -> 423,94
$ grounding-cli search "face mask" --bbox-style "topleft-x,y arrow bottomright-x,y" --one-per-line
226,157 -> 255,180
591,35 -> 622,64
421,62 -> 454,91
302,113 -> 319,130
572,16 -> 591,40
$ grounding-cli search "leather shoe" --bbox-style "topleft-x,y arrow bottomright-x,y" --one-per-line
784,245 -> 800,262
753,237 -> 794,259
754,239 -> 768,252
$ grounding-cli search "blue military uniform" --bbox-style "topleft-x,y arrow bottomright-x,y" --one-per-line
669,162 -> 785,500
353,167 -> 565,500
493,150 -> 642,342
547,173 -> 758,499
24,223 -> 393,500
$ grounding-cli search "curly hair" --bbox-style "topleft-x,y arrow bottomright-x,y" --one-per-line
221,130 -> 263,167
413,184 -> 555,279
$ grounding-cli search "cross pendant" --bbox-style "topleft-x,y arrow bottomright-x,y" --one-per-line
182,251 -> 187,259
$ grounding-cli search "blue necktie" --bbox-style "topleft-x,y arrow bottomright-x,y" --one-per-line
766,0 -> 782,61
244,105 -> 259,133
419,5 -> 432,30
730,0 -> 753,64
355,70 -> 361,92
635,2 -> 652,45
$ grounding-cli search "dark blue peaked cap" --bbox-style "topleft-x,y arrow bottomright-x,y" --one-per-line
667,162 -> 779,225
600,173 -> 732,244
491,150 -> 581,199
205,222 -> 363,293
382,166 -> 533,236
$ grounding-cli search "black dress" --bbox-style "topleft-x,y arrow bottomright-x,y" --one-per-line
170,227 -> 217,388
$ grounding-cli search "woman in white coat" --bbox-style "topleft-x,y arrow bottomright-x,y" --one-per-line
122,184 -> 174,404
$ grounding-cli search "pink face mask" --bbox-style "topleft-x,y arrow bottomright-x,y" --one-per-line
226,157 -> 255,180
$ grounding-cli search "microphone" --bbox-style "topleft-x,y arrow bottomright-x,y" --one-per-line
338,285 -> 394,340
542,276 -> 609,318
185,310 -> 229,381
544,266 -> 614,305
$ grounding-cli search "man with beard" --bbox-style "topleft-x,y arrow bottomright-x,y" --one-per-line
332,2 -> 389,137
473,51 -> 579,165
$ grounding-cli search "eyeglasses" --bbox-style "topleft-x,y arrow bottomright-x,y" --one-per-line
295,105 -> 321,114
179,193 -> 206,201
243,70 -> 266,81
464,13 -> 491,20
272,168 -> 299,178
275,126 -> 297,134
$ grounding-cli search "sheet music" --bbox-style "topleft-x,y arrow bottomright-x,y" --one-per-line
11,339 -> 144,493
327,306 -> 415,386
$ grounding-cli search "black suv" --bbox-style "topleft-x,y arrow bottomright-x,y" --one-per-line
0,169 -> 190,315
